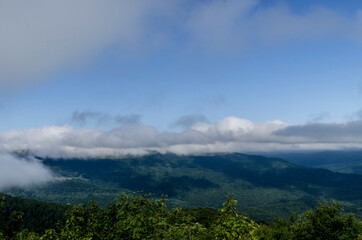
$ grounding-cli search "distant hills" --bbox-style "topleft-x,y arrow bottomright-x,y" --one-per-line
5,153 -> 362,222
270,150 -> 362,174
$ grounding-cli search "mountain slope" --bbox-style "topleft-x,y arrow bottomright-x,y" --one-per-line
0,193 -> 70,233
271,151 -> 362,174
6,153 -> 362,221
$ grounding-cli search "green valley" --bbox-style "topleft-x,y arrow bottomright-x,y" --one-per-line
6,153 -> 362,222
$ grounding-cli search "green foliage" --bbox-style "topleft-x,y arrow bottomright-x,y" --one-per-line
40,193 -> 259,239
212,195 -> 259,240
0,192 -> 361,239
10,229 -> 39,240
0,197 -> 3,240
0,196 -> 4,208
256,201 -> 362,240
292,201 -> 361,240
40,229 -> 58,240
255,216 -> 295,240
60,201 -> 103,239
6,211 -> 24,238
112,193 -> 169,239
0,193 -> 69,234
163,208 -> 207,239
43,193 -> 208,239
180,207 -> 221,228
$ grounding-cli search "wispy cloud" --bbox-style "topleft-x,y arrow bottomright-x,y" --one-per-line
307,112 -> 331,123
0,0 -> 174,90
184,0 -> 359,52
115,114 -> 141,125
71,111 -> 109,126
274,121 -> 362,142
70,110 -> 141,127
172,114 -> 208,129
2,0 -> 362,89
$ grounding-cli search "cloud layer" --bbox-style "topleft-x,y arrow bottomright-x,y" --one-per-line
2,0 -> 362,89
3,116 -> 362,159
3,116 -> 362,190
0,153 -> 54,191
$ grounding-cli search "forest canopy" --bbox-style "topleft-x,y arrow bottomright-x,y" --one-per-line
0,193 -> 361,240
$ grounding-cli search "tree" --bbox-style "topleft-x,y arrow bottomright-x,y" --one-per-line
212,195 -> 259,240
256,201 -> 362,240
292,201 -> 361,240
2,193 -> 360,239
59,201 -> 103,239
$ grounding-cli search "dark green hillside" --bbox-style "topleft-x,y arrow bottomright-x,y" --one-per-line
0,193 -> 69,234
1,193 -> 361,239
6,153 -> 362,222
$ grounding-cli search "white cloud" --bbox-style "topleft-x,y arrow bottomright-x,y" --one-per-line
0,116 -> 288,158
0,153 -> 54,191
3,116 -> 362,160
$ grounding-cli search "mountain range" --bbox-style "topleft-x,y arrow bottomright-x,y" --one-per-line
270,150 -> 362,174
5,152 -> 362,222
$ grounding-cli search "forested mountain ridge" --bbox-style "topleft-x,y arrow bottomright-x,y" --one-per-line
6,152 -> 362,221
270,151 -> 362,174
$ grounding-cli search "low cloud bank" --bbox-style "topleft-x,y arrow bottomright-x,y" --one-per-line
0,153 -> 54,191
3,116 -> 362,159
3,115 -> 362,190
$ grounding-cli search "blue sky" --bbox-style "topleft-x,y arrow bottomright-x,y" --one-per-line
2,0 -> 362,158
5,40 -> 362,132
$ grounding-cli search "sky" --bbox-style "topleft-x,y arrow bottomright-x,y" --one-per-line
2,0 -> 362,189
